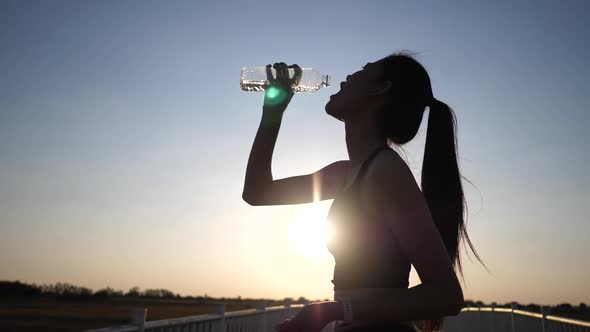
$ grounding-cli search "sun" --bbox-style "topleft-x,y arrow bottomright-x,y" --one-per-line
287,204 -> 334,263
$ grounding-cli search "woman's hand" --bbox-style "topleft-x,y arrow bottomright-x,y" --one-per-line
274,302 -> 342,332
263,62 -> 302,115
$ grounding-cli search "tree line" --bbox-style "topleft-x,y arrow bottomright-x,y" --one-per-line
463,300 -> 588,317
0,280 -> 315,304
0,280 -> 587,317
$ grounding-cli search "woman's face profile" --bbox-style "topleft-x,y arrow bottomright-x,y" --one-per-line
325,60 -> 386,121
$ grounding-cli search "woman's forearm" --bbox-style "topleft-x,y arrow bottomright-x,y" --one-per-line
336,283 -> 463,322
243,110 -> 284,200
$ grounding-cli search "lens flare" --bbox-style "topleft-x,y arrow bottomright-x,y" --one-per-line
264,86 -> 288,106
287,205 -> 333,263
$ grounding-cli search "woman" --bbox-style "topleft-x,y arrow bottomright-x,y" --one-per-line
243,52 -> 482,332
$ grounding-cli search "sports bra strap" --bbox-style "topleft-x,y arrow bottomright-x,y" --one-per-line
350,145 -> 389,190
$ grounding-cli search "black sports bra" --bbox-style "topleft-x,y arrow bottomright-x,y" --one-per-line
326,145 -> 411,290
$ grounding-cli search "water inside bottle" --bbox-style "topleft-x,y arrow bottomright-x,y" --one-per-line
240,80 -> 269,92
240,80 -> 326,93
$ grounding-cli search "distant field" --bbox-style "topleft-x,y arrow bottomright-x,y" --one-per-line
0,298 -> 282,332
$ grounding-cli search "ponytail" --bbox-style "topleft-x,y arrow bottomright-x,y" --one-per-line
377,53 -> 484,332
420,99 -> 483,332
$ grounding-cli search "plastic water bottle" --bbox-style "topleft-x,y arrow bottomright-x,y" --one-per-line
240,67 -> 331,93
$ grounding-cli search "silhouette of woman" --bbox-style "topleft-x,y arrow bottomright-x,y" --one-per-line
243,52 -> 482,332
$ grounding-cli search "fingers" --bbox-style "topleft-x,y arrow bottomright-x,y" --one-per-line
289,64 -> 302,86
280,62 -> 288,80
273,62 -> 288,81
266,64 -> 274,82
269,62 -> 301,97
269,62 -> 300,84
273,63 -> 280,80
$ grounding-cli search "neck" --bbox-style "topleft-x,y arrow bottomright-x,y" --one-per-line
344,115 -> 387,168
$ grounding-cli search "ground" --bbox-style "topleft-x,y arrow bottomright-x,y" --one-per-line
0,298 -> 282,332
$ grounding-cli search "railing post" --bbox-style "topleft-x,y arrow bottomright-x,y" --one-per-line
510,302 -> 516,332
477,303 -> 482,332
216,303 -> 226,332
491,303 -> 496,332
540,305 -> 547,332
256,301 -> 267,332
457,306 -> 463,332
131,308 -> 146,332
284,298 -> 292,317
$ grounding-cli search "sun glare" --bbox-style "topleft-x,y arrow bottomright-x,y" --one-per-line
287,204 -> 334,263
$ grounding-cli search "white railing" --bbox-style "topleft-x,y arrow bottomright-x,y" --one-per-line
85,302 -> 320,332
443,304 -> 590,332
87,302 -> 590,332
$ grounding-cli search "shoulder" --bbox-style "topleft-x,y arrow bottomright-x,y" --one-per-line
333,159 -> 351,170
322,160 -> 351,180
317,160 -> 350,177
318,159 -> 351,193
365,148 -> 415,186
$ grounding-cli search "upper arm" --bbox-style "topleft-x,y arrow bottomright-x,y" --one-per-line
243,160 -> 350,206
360,152 -> 460,288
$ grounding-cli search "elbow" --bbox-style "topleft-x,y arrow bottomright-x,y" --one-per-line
433,280 -> 464,316
447,284 -> 464,316
242,192 -> 255,205
242,191 -> 260,206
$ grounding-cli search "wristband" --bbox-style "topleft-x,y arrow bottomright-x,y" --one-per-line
336,296 -> 353,322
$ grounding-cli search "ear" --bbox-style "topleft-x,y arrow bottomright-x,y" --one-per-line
368,80 -> 392,97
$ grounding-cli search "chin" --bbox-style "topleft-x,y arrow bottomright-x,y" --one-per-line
325,103 -> 344,122
325,100 -> 336,116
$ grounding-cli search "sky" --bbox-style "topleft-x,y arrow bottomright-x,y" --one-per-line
0,1 -> 588,306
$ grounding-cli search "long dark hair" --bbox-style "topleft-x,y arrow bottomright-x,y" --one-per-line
377,52 -> 484,331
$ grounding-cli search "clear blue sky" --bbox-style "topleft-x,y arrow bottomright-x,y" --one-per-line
0,0 -> 588,305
